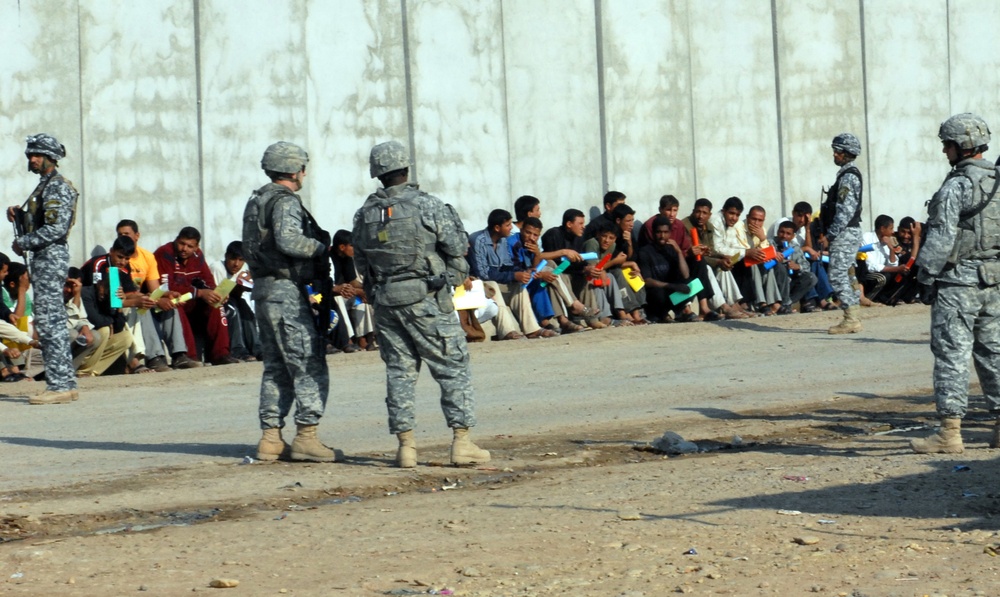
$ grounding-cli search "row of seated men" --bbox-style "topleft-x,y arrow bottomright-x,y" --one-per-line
0,220 -> 251,379
0,217 -> 380,379
0,199 -> 923,377
462,192 -> 925,340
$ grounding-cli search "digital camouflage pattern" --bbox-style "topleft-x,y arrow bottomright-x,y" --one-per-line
827,161 -> 863,308
918,145 -> 1000,419
16,169 -> 78,393
260,142 -> 308,175
353,176 -> 477,435
930,283 -> 1000,418
917,158 -> 999,287
369,141 -> 410,179
24,133 -> 66,162
243,181 -> 329,429
831,132 -> 862,157
938,113 -> 991,150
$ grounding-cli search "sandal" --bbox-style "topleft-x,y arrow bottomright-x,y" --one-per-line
611,319 -> 634,327
1,372 -> 26,382
130,365 -> 155,374
560,321 -> 586,334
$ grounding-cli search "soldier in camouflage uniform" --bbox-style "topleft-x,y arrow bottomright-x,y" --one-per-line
910,113 -> 1000,454
6,134 -> 79,404
353,141 -> 490,468
824,132 -> 865,334
242,142 -> 339,462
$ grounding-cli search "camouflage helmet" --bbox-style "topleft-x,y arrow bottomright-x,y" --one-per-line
260,141 -> 309,174
24,133 -> 66,162
369,140 -> 410,178
831,133 -> 861,157
939,113 -> 991,150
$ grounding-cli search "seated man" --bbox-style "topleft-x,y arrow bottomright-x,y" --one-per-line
645,195 -> 719,320
209,240 -> 260,360
886,217 -> 923,304
116,219 -> 192,370
508,194 -> 542,248
63,267 -> 103,374
583,190 -> 627,241
155,226 -> 237,365
77,237 -> 149,376
710,197 -> 768,313
509,216 -> 561,333
745,205 -> 784,315
330,230 -> 377,351
582,218 -> 638,325
858,214 -> 902,304
681,198 -> 748,319
468,209 -> 543,339
638,216 -> 694,322
766,201 -> 836,312
0,254 -> 36,381
773,221 -> 819,312
541,209 -> 605,330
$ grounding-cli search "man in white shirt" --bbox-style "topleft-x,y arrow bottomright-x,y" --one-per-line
859,214 -> 903,303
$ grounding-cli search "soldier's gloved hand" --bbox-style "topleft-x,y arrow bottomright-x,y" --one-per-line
920,283 -> 937,305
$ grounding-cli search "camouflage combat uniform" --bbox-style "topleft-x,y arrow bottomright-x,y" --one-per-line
826,163 -> 863,308
353,182 -> 476,435
243,182 -> 329,429
917,156 -> 1000,418
16,169 -> 78,393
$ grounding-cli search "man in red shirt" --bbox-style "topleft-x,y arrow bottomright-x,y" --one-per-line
154,227 -> 238,366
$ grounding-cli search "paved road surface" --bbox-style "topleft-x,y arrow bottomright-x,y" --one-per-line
1,305 -> 943,492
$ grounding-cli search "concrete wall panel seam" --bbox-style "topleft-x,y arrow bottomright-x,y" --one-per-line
401,0 -> 417,180
594,0 -> 608,195
770,0 -> 787,216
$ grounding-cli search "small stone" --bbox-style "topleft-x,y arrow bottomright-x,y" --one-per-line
834,543 -> 848,552
460,567 -> 482,577
794,536 -> 821,546
209,579 -> 239,588
279,590 -> 288,594
67,578 -> 75,585
618,510 -> 643,521
139,586 -> 148,592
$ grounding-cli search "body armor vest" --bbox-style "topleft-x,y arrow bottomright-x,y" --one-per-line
19,173 -> 75,243
821,165 -> 863,233
243,184 -> 327,282
947,158 -> 1000,263
358,189 -> 442,307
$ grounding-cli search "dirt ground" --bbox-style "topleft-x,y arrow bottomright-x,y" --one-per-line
3,305 -> 1000,597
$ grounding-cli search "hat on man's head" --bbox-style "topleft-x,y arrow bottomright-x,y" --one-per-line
25,133 -> 66,162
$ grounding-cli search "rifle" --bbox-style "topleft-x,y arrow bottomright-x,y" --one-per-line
10,201 -> 33,273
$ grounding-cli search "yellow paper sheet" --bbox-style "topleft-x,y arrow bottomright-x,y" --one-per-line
453,279 -> 487,311
621,267 -> 645,292
212,278 -> 237,308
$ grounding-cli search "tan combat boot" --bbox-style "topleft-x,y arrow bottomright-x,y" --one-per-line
828,305 -> 862,335
396,430 -> 417,468
256,428 -> 290,461
450,428 -> 491,465
911,418 -> 964,454
29,389 -> 78,405
289,424 -> 339,462
990,417 -> 1000,449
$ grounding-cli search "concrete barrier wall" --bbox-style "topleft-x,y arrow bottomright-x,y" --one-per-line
0,0 -> 992,264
